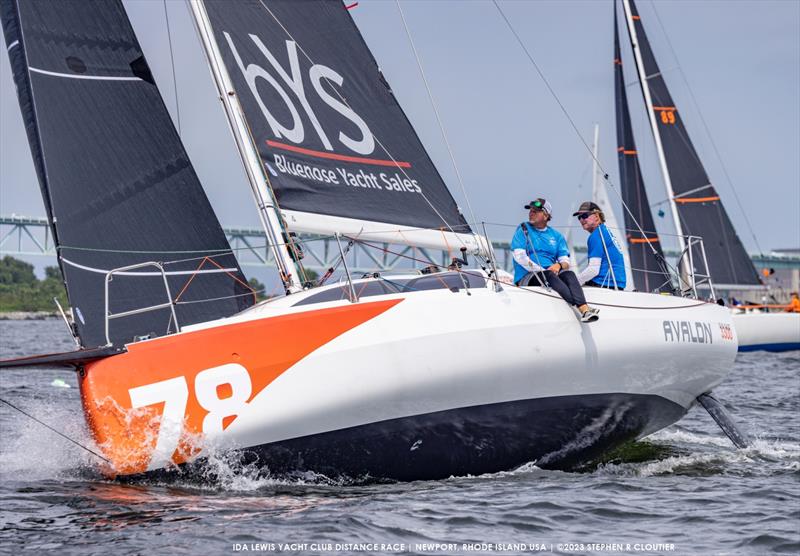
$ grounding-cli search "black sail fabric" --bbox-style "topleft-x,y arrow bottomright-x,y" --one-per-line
613,5 -> 671,292
202,0 -> 470,236
1,0 -> 254,348
626,0 -> 760,287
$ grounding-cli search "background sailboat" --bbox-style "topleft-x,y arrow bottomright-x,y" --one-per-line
617,0 -> 799,351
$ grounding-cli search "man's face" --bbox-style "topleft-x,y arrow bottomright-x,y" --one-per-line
529,208 -> 549,227
578,212 -> 601,232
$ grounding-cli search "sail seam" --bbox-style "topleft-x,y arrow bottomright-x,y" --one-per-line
672,184 -> 713,199
28,67 -> 142,81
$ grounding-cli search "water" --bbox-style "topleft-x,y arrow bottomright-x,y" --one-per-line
1,320 -> 798,555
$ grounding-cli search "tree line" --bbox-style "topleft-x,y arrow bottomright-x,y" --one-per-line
0,256 -> 68,312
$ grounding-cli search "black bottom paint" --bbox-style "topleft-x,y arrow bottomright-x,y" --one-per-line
139,393 -> 685,484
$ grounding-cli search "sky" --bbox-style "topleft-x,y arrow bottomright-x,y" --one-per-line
1,0 -> 798,270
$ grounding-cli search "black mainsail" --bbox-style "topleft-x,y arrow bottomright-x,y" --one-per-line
1,0 -> 253,348
613,4 -> 671,292
622,0 -> 760,287
198,0 -> 476,252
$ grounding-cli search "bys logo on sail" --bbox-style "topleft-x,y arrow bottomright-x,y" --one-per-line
223,33 -> 375,156
662,320 -> 713,344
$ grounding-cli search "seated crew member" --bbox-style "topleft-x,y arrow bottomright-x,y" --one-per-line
511,198 -> 599,323
573,201 -> 627,290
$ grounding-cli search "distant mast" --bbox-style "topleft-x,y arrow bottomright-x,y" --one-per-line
613,2 -> 672,292
621,0 -> 686,267
188,0 -> 302,293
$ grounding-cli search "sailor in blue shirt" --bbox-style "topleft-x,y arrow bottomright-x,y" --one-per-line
512,198 -> 599,322
573,201 -> 627,290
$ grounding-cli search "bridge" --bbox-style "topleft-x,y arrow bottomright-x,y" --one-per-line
2,215 -> 799,277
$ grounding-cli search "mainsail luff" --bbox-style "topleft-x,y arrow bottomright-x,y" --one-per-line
188,0 -> 302,293
613,4 -> 671,292
199,0 -> 480,255
621,0 -> 760,287
1,0 -> 254,347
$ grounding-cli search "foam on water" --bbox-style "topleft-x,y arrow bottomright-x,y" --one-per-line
0,393 -> 103,482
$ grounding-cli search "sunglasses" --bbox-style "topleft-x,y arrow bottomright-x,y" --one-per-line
577,213 -> 594,220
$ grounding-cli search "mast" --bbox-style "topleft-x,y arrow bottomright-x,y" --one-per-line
591,124 -> 600,201
621,0 -> 686,260
188,0 -> 302,294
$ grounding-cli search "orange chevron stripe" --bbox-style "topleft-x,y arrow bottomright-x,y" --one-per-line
675,196 -> 720,204
80,299 -> 402,475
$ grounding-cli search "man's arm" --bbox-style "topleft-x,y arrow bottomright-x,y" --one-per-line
577,257 -> 602,284
513,249 -> 545,272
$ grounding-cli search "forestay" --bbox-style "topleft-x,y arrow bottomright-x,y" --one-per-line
1,0 -> 254,348
201,0 -> 481,253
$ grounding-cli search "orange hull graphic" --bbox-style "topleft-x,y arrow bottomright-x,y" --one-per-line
80,299 -> 401,476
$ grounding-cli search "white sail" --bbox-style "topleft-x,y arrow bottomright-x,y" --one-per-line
590,125 -> 634,290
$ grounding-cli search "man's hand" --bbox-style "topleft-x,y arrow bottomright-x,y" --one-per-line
547,263 -> 562,274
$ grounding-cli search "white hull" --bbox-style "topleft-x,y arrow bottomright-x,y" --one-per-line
731,311 -> 800,352
80,272 -> 737,479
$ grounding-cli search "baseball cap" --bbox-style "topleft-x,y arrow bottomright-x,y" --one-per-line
524,198 -> 553,215
572,201 -> 601,216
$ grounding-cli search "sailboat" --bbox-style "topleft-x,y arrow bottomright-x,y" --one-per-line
1,0 -> 738,480
615,0 -> 799,352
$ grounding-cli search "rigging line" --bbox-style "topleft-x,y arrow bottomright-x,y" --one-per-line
175,289 -> 268,305
491,1 -> 669,274
394,0 -> 479,235
253,0 -> 467,247
0,397 -> 111,464
650,1 -> 764,257
163,0 -> 181,135
55,235 -> 333,256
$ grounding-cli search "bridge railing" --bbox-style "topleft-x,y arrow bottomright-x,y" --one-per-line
2,215 -> 798,277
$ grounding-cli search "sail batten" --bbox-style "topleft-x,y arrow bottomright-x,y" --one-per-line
200,0 -> 474,252
1,0 -> 254,347
622,0 -> 760,287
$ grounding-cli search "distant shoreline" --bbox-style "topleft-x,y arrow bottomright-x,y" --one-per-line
0,311 -> 59,320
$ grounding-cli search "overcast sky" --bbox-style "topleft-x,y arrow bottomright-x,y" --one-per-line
2,0 -> 798,262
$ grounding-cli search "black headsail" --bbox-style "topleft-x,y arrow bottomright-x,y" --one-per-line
1,0 -> 253,348
199,0 -> 476,252
613,4 -> 671,292
623,0 -> 760,287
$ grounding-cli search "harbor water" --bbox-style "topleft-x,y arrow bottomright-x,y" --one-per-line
1,319 -> 798,555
